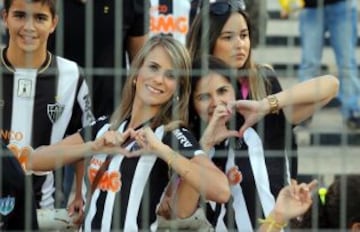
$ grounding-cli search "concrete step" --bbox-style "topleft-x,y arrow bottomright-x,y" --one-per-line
252,46 -> 360,67
266,19 -> 360,37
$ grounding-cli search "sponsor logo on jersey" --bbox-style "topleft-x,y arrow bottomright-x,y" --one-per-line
47,102 -> 65,123
88,159 -> 122,192
0,196 -> 15,216
0,129 -> 23,141
173,129 -> 193,147
150,4 -> 189,35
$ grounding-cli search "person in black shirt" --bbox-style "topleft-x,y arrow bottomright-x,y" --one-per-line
0,143 -> 38,230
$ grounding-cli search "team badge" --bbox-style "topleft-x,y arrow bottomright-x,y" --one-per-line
0,196 -> 15,216
47,103 -> 65,123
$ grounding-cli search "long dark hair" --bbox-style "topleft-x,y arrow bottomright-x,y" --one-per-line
187,2 -> 270,100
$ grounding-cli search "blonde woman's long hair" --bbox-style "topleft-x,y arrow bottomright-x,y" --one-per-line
110,35 -> 192,130
187,8 -> 270,100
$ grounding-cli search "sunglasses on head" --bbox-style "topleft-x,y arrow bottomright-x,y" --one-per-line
209,0 -> 246,15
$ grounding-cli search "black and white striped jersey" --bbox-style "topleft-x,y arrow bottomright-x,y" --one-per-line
0,48 -> 95,208
79,117 -> 203,231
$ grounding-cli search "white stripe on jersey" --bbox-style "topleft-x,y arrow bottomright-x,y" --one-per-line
51,57 -> 79,144
124,126 -> 165,231
10,69 -> 37,147
244,128 -> 275,217
227,147 -> 253,231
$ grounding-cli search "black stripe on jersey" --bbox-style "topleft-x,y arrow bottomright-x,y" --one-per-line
32,67 -> 57,147
136,158 -> 168,228
1,72 -> 14,144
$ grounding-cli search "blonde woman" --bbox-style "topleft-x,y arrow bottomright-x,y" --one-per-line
27,35 -> 230,231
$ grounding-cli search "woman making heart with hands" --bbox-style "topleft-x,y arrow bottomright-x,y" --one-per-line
186,56 -> 338,230
24,36 -> 230,231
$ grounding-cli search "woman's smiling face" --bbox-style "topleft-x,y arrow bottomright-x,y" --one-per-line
134,45 -> 178,109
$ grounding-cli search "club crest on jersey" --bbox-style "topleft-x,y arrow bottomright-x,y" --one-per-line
47,103 -> 65,123
0,196 -> 15,216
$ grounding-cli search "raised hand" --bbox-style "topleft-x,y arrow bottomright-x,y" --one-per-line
89,128 -> 136,156
130,127 -> 164,156
227,99 -> 268,137
200,104 -> 240,152
273,179 -> 318,222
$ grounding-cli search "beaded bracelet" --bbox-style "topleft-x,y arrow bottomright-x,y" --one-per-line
258,216 -> 287,232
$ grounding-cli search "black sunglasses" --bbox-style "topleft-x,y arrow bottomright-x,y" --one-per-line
209,0 -> 246,15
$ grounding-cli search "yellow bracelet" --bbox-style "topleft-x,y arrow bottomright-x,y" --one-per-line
167,151 -> 178,178
267,95 -> 280,114
258,216 -> 287,232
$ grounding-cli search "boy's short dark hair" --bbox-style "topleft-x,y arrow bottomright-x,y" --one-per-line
4,0 -> 57,18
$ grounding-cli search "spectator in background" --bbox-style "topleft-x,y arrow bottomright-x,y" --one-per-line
292,175 -> 360,230
244,0 -> 268,47
149,0 -> 191,45
190,0 -> 266,48
280,0 -> 360,129
48,0 -> 149,208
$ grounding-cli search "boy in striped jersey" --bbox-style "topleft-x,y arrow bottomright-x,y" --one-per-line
1,0 -> 95,210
